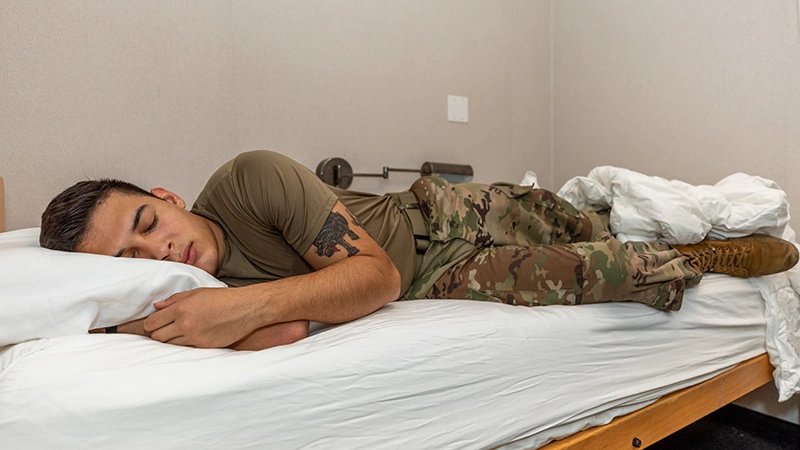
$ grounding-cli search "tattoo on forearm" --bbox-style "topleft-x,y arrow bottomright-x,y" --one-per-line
313,212 -> 361,257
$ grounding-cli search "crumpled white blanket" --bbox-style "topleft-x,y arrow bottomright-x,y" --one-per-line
553,166 -> 800,401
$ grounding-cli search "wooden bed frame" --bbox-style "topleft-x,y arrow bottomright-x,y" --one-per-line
540,353 -> 772,449
0,176 -> 774,449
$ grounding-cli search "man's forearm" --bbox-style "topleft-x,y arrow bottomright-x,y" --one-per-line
239,253 -> 401,327
229,320 -> 309,351
141,255 -> 400,349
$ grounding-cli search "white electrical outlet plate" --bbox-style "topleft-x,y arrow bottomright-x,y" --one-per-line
448,95 -> 469,123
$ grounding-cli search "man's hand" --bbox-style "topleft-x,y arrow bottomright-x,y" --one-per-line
143,287 -> 260,348
90,295 -> 306,351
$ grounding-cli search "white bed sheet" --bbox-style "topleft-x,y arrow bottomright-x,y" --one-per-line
0,274 -> 766,449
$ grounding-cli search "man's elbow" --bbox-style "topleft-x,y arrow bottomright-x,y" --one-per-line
284,320 -> 310,343
381,257 -> 402,302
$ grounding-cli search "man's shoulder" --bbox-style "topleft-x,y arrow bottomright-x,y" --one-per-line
232,150 -> 295,169
196,150 -> 327,207
203,150 -> 302,188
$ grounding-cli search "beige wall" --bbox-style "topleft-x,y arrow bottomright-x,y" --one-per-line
553,0 -> 800,423
0,0 -> 552,230
1,0 -> 238,230
553,0 -> 800,210
232,0 -> 552,194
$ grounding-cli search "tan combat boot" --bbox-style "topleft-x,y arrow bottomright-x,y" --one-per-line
674,235 -> 799,277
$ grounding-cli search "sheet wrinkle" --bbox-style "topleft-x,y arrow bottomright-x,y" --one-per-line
556,166 -> 800,400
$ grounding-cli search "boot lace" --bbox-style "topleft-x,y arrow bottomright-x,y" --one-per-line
695,244 -> 751,276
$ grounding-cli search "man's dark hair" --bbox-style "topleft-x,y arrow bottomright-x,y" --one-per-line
40,179 -> 155,251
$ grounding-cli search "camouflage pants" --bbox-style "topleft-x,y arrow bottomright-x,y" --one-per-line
404,177 -> 703,311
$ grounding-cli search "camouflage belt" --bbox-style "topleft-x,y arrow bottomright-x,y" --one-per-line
389,190 -> 430,253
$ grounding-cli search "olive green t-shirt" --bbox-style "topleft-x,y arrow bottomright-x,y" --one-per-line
191,150 -> 416,294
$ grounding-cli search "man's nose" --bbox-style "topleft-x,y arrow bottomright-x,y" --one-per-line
136,237 -> 173,261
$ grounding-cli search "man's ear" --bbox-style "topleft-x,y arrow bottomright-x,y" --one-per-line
150,187 -> 186,209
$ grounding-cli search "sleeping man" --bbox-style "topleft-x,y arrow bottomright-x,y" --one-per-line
39,150 -> 799,350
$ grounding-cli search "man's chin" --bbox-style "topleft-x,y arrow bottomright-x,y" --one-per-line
194,260 -> 217,277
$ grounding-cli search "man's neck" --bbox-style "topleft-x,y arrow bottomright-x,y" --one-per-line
199,214 -> 226,276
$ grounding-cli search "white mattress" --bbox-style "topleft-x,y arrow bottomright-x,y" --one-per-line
0,274 -> 767,449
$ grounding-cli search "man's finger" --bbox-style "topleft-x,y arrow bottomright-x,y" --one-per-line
150,325 -> 182,343
153,295 -> 181,310
143,309 -> 175,332
165,336 -> 193,347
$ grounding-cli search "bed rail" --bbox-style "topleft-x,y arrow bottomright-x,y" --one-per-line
541,353 -> 772,450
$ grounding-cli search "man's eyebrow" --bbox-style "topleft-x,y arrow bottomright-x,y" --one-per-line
114,204 -> 148,258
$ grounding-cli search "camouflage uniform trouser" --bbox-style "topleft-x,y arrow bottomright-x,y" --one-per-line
404,176 -> 703,311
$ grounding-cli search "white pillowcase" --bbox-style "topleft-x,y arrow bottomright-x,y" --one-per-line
0,228 -> 225,347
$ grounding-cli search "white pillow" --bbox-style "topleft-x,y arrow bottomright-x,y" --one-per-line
0,228 -> 225,346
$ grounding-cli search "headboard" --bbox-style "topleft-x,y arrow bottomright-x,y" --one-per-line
0,176 -> 5,232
